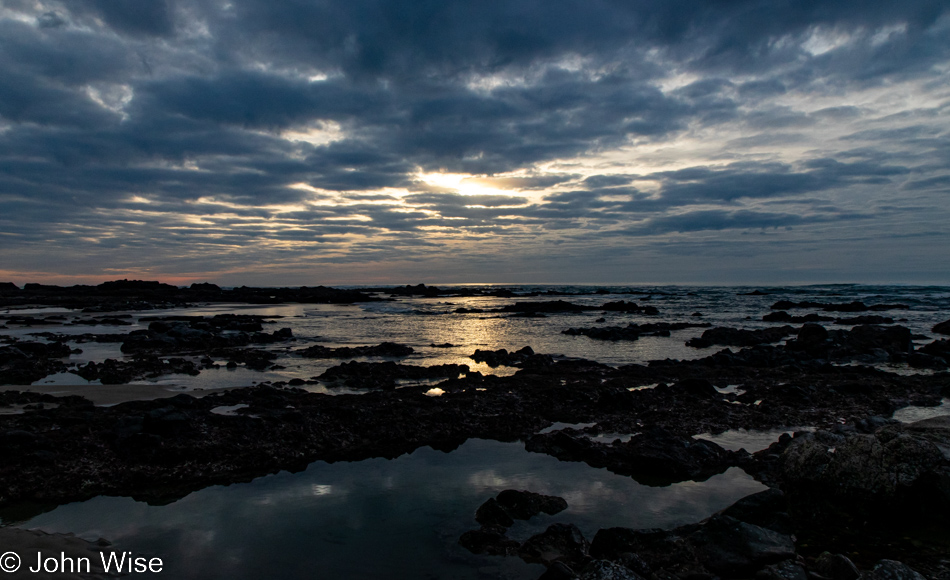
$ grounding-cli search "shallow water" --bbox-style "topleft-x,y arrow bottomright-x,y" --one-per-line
3,284 -> 949,578
892,398 -> 950,423
15,439 -> 765,580
3,284 -> 947,394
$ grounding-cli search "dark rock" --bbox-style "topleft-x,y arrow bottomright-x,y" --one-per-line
933,319 -> 950,336
688,515 -> 795,576
812,552 -> 860,580
756,559 -> 807,580
495,489 -> 568,520
919,339 -> 950,360
565,322 -> 710,342
297,342 -> 414,358
859,560 -> 926,580
687,326 -> 796,348
777,419 -> 950,520
843,325 -> 911,355
475,497 -> 514,528
539,560 -> 578,580
317,361 -> 468,389
526,428 -> 741,485
719,489 -> 792,534
470,346 -> 551,368
675,378 -> 718,398
580,560 -> 645,580
790,323 -> 829,349
590,528 -> 700,576
519,523 -> 590,568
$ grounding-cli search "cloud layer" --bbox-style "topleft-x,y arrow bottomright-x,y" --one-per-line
1,0 -> 949,284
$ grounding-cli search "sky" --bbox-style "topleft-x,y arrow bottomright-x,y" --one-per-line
1,0 -> 949,286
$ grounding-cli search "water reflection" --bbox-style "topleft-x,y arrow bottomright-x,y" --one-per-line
20,439 -> 765,580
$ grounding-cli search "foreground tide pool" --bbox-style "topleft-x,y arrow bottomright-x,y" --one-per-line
12,439 -> 765,579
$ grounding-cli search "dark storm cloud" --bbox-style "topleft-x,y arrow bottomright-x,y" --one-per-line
82,0 -> 176,38
0,0 -> 948,281
622,209 -> 865,236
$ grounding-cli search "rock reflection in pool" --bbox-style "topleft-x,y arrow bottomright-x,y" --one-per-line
21,439 -> 766,580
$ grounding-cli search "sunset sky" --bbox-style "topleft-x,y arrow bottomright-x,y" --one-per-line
1,1 -> 949,286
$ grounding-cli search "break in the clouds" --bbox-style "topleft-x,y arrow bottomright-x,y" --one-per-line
1,0 -> 949,285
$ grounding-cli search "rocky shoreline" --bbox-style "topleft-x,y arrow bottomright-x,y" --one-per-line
1,281 -> 949,579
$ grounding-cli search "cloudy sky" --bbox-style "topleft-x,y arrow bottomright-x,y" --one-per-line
1,1 -> 949,286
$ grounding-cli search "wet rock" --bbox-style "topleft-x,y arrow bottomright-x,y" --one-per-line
0,342 -> 72,384
495,489 -> 568,520
317,361 -> 468,389
919,339 -> 950,360
590,527 -> 701,576
719,489 -> 792,535
688,515 -> 795,577
75,357 -> 200,384
470,346 -> 552,368
475,497 -> 514,528
538,561 -> 577,580
120,315 -> 294,354
812,552 -> 860,580
564,322 -> 709,342
297,342 -> 414,358
756,559 -> 807,580
842,325 -> 911,355
675,378 -> 718,398
526,427 -> 741,485
519,523 -> 590,568
210,348 -> 278,371
931,319 -> 950,336
579,559 -> 645,580
787,323 -> 829,351
777,419 -> 950,520
686,326 -> 796,348
859,560 -> 926,580
473,490 -> 568,530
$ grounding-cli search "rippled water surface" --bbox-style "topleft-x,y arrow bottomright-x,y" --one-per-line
4,284 -> 949,394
